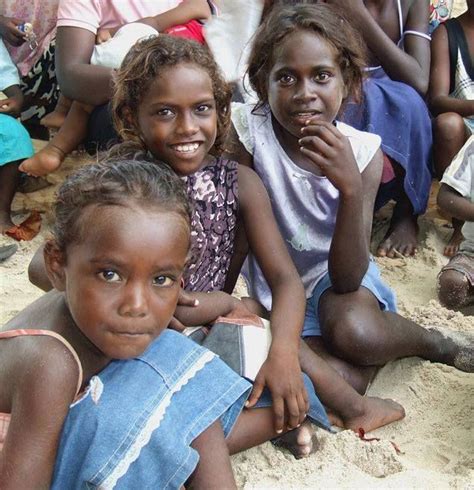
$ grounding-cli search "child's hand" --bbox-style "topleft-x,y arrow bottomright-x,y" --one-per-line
299,120 -> 362,196
0,15 -> 26,46
168,288 -> 199,331
246,348 -> 309,433
96,28 -> 112,45
0,94 -> 23,117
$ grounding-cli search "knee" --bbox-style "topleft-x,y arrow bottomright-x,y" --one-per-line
319,292 -> 379,365
433,113 -> 465,142
437,269 -> 471,309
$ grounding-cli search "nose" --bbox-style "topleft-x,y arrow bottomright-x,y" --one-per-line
293,79 -> 317,103
176,111 -> 199,136
118,281 -> 148,318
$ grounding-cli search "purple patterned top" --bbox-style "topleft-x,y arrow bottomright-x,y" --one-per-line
182,157 -> 239,292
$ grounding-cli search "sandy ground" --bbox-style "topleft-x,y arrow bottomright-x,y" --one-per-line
1,3 -> 473,485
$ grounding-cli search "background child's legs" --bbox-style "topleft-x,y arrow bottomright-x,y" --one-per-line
40,94 -> 73,130
433,112 -> 470,256
188,420 -> 237,489
20,101 -> 94,177
0,162 -> 21,232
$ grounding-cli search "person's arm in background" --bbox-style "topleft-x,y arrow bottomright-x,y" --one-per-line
429,22 -> 474,117
55,26 -> 113,105
139,0 -> 213,32
325,0 -> 431,95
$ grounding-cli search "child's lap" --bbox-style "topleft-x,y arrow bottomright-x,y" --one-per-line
302,259 -> 397,338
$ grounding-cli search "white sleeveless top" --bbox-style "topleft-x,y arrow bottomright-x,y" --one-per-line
232,103 -> 381,309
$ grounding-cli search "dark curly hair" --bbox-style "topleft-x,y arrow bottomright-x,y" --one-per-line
52,154 -> 192,252
112,35 -> 232,156
247,2 -> 367,112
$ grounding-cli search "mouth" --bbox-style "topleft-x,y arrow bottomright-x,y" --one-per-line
290,110 -> 322,125
170,142 -> 202,155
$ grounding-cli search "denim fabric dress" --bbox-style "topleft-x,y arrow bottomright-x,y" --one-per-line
52,330 -> 251,489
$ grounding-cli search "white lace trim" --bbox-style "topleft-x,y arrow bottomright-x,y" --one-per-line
97,350 -> 216,489
231,102 -> 254,154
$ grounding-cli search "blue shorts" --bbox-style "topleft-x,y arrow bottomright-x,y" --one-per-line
302,259 -> 397,338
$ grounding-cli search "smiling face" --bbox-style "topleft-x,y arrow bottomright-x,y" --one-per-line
267,29 -> 347,140
56,203 -> 189,360
136,63 -> 217,176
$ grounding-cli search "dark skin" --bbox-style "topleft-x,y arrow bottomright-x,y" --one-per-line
323,0 -> 431,258
228,28 -> 474,395
437,183 -> 474,309
0,15 -> 26,47
429,1 -> 474,255
55,0 -> 213,105
0,85 -> 24,232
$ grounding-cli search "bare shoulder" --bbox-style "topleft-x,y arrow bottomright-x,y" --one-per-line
2,334 -> 80,411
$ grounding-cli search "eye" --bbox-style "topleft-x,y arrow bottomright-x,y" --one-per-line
195,103 -> 213,113
99,270 -> 121,282
315,72 -> 331,82
156,108 -> 174,117
278,74 -> 296,85
153,275 -> 174,287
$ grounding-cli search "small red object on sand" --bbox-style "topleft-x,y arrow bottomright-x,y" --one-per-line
357,428 -> 404,454
5,211 -> 42,241
357,428 -> 381,442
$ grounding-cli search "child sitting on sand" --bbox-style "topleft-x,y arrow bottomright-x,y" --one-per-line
437,136 -> 474,309
0,158 -> 255,487
229,3 -> 474,393
430,0 -> 474,256
19,0 -> 217,178
0,38 -> 34,234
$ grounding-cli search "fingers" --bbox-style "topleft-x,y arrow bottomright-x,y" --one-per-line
285,394 -> 302,431
177,289 -> 199,307
168,316 -> 185,332
245,376 -> 265,409
272,395 -> 285,434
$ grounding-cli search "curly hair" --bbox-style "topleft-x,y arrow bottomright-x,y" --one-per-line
247,2 -> 367,112
53,154 -> 192,252
112,35 -> 232,156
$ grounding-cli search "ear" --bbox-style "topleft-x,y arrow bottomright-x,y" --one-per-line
43,240 -> 67,291
122,107 -> 135,128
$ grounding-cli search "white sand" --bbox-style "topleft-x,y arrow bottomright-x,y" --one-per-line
2,5 -> 474,481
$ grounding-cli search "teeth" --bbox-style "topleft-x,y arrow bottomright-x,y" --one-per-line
173,143 -> 200,153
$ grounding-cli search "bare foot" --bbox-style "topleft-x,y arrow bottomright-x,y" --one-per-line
40,110 -> 67,130
0,211 -> 15,234
19,144 -> 66,177
343,397 -> 405,433
377,212 -> 419,258
272,420 -> 315,459
40,96 -> 72,129
443,221 -> 464,257
428,327 -> 474,372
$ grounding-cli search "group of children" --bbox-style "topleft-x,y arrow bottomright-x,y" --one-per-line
0,0 -> 473,487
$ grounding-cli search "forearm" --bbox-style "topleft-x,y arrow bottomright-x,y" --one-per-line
174,291 -> 237,326
56,27 -> 113,105
3,85 -> 22,100
354,9 -> 429,94
429,95 -> 474,118
328,192 -> 369,292
141,0 -> 211,32
267,273 -> 305,356
438,185 -> 474,221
